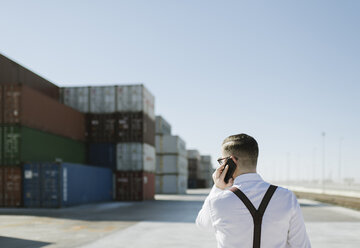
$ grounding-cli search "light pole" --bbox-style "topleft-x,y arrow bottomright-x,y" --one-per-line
322,132 -> 326,193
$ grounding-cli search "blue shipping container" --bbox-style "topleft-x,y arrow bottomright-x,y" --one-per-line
87,143 -> 116,170
23,163 -> 113,208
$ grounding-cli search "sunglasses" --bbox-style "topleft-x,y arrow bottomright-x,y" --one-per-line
217,156 -> 238,166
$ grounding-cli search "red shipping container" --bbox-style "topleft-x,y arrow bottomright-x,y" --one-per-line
115,171 -> 155,201
0,54 -> 59,100
1,84 -> 85,141
0,166 -> 22,207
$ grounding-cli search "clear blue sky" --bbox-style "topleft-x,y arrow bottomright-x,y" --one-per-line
1,0 -> 359,182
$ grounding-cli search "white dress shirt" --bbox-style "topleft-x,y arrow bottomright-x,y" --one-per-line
196,173 -> 311,248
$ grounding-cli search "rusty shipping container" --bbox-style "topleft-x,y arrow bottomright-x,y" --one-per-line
86,112 -> 155,146
0,166 -> 22,207
1,84 -> 85,141
0,54 -> 59,100
85,113 -> 117,142
114,171 -> 155,201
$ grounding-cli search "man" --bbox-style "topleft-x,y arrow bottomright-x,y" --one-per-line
196,134 -> 311,248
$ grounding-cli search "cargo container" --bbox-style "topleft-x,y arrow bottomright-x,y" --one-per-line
0,54 -> 60,100
0,125 -> 85,165
116,143 -> 155,172
23,163 -> 113,208
60,85 -> 155,119
85,112 -> 155,146
199,155 -> 214,187
155,174 -> 187,194
0,84 -> 85,141
188,178 -> 197,189
187,149 -> 200,160
61,87 -> 90,113
86,114 -> 117,142
87,143 -> 116,170
0,166 -> 22,207
156,135 -> 186,156
117,112 -> 155,146
156,155 -> 188,175
114,171 -> 155,201
117,85 -> 155,120
90,86 -> 116,113
155,116 -> 171,135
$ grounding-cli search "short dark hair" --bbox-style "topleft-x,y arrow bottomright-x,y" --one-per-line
222,134 -> 259,166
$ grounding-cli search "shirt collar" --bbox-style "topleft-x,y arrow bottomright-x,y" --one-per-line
233,173 -> 263,185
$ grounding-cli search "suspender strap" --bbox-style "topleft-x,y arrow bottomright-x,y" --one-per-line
229,185 -> 278,248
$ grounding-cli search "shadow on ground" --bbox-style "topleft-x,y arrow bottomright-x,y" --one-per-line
0,236 -> 51,248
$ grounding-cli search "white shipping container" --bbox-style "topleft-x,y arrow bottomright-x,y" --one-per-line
61,87 -> 90,112
187,149 -> 200,160
156,174 -> 187,194
155,116 -> 172,135
90,86 -> 116,113
156,155 -> 188,174
116,143 -> 156,172
156,135 -> 186,157
117,85 -> 155,120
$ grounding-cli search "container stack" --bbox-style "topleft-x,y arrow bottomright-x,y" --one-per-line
61,84 -> 156,201
155,116 -> 188,194
187,149 -> 200,188
199,155 -> 214,188
0,54 -> 112,208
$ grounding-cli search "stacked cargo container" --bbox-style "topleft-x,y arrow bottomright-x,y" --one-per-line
61,84 -> 156,201
187,150 -> 214,188
187,149 -> 201,188
1,54 -> 112,208
155,116 -> 188,194
199,155 -> 214,188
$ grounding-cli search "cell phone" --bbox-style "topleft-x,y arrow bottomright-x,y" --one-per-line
224,158 -> 236,184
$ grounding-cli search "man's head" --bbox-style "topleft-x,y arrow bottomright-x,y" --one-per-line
221,133 -> 259,171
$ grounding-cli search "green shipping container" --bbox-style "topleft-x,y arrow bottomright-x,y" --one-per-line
0,125 -> 85,165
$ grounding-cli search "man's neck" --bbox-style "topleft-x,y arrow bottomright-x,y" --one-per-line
233,170 -> 257,178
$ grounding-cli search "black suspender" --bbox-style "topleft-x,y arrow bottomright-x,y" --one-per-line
229,185 -> 278,248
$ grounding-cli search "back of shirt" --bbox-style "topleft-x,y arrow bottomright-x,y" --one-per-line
196,173 -> 311,248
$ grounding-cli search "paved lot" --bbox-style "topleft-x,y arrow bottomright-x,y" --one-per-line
0,188 -> 360,247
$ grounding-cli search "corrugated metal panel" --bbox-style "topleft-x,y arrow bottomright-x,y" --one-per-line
116,85 -> 155,120
61,87 -> 90,113
85,112 -> 155,146
2,84 -> 85,141
0,125 -> 85,166
188,158 -> 199,180
187,149 -> 200,160
114,171 -> 155,201
0,54 -> 60,101
156,155 -> 188,175
142,86 -> 155,121
63,163 -> 113,206
23,163 -> 113,208
23,163 -> 41,207
116,143 -> 155,172
155,116 -> 171,135
86,114 -> 117,142
89,86 -> 116,113
155,174 -> 187,194
156,135 -> 186,156
0,166 -> 22,207
87,143 -> 116,170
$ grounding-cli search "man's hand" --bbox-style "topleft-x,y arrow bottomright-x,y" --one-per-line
212,163 -> 234,190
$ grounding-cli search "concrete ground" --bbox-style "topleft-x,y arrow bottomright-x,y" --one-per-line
0,188 -> 359,248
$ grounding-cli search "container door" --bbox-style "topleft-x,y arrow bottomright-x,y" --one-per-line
23,163 -> 41,207
41,163 -> 61,208
3,167 -> 22,207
